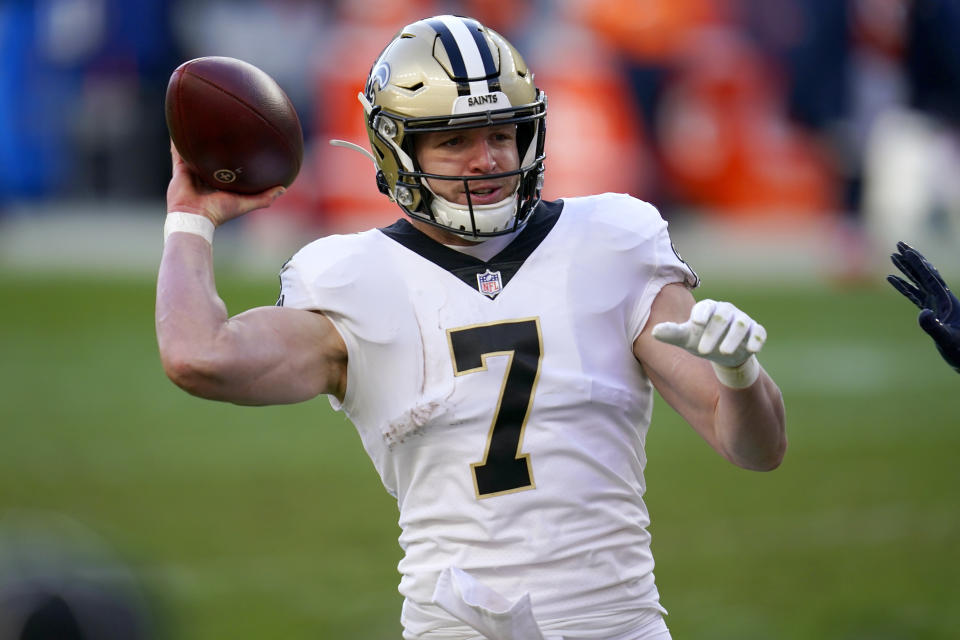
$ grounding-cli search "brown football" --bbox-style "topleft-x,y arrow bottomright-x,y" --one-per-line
165,56 -> 303,194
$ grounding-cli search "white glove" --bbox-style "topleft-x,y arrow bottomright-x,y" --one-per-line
652,299 -> 766,388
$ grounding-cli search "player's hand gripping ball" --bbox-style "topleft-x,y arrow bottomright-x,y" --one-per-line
165,56 -> 303,194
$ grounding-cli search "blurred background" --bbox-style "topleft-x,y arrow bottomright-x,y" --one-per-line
1,1 -> 959,639
2,0 -> 960,272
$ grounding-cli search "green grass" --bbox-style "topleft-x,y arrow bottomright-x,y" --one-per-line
1,272 -> 957,639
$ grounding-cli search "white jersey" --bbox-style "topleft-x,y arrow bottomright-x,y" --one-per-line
278,193 -> 698,639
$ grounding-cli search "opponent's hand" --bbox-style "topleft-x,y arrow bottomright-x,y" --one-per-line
887,241 -> 960,372
166,141 -> 285,227
652,299 -> 767,368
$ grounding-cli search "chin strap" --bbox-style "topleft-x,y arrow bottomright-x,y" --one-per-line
425,181 -> 519,237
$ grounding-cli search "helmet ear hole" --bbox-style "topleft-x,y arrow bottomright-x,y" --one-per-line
376,170 -> 390,195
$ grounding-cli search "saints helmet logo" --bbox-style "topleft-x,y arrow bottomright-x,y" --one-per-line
365,61 -> 391,102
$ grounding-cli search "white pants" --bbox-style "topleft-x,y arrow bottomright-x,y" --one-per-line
426,566 -> 672,640
555,609 -> 671,640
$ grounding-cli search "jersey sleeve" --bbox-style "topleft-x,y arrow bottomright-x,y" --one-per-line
275,232 -> 425,428
276,229 -> 412,349
277,253 -> 320,311
277,233 -> 391,328
627,201 -> 698,340
276,235 -> 368,410
578,194 -> 698,341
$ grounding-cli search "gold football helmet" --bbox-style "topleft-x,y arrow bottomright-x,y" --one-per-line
359,15 -> 547,238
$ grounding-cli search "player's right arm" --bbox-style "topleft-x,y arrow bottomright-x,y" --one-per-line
156,144 -> 347,406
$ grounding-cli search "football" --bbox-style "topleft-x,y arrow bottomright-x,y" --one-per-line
165,56 -> 304,194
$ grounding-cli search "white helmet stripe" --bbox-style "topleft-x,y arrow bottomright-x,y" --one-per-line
435,15 -> 490,96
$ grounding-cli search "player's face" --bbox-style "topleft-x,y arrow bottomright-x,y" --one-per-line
414,124 -> 521,205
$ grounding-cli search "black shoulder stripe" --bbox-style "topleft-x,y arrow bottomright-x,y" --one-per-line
379,200 -> 564,299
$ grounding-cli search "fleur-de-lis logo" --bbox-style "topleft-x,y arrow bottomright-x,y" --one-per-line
365,61 -> 391,101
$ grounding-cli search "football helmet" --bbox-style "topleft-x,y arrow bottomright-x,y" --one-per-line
360,15 -> 547,239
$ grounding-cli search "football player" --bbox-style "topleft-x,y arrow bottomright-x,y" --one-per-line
888,241 -> 960,373
157,15 -> 786,640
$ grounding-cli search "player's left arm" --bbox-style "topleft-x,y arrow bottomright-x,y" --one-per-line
633,283 -> 787,471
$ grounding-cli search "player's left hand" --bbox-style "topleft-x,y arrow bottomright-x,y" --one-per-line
887,241 -> 960,372
652,299 -> 767,368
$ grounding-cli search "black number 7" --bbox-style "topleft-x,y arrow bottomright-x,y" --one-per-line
447,318 -> 543,498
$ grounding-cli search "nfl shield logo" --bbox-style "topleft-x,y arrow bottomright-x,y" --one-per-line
476,269 -> 503,298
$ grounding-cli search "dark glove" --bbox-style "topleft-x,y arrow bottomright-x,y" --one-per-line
888,241 -> 960,373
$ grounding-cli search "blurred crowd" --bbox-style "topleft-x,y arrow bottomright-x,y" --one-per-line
2,0 -> 960,258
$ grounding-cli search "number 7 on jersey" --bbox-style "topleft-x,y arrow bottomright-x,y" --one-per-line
447,318 -> 543,498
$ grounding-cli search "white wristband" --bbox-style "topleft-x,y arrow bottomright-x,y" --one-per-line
164,211 -> 215,245
711,354 -> 761,389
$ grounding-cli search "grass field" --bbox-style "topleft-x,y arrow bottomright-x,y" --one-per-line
1,269 -> 958,639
